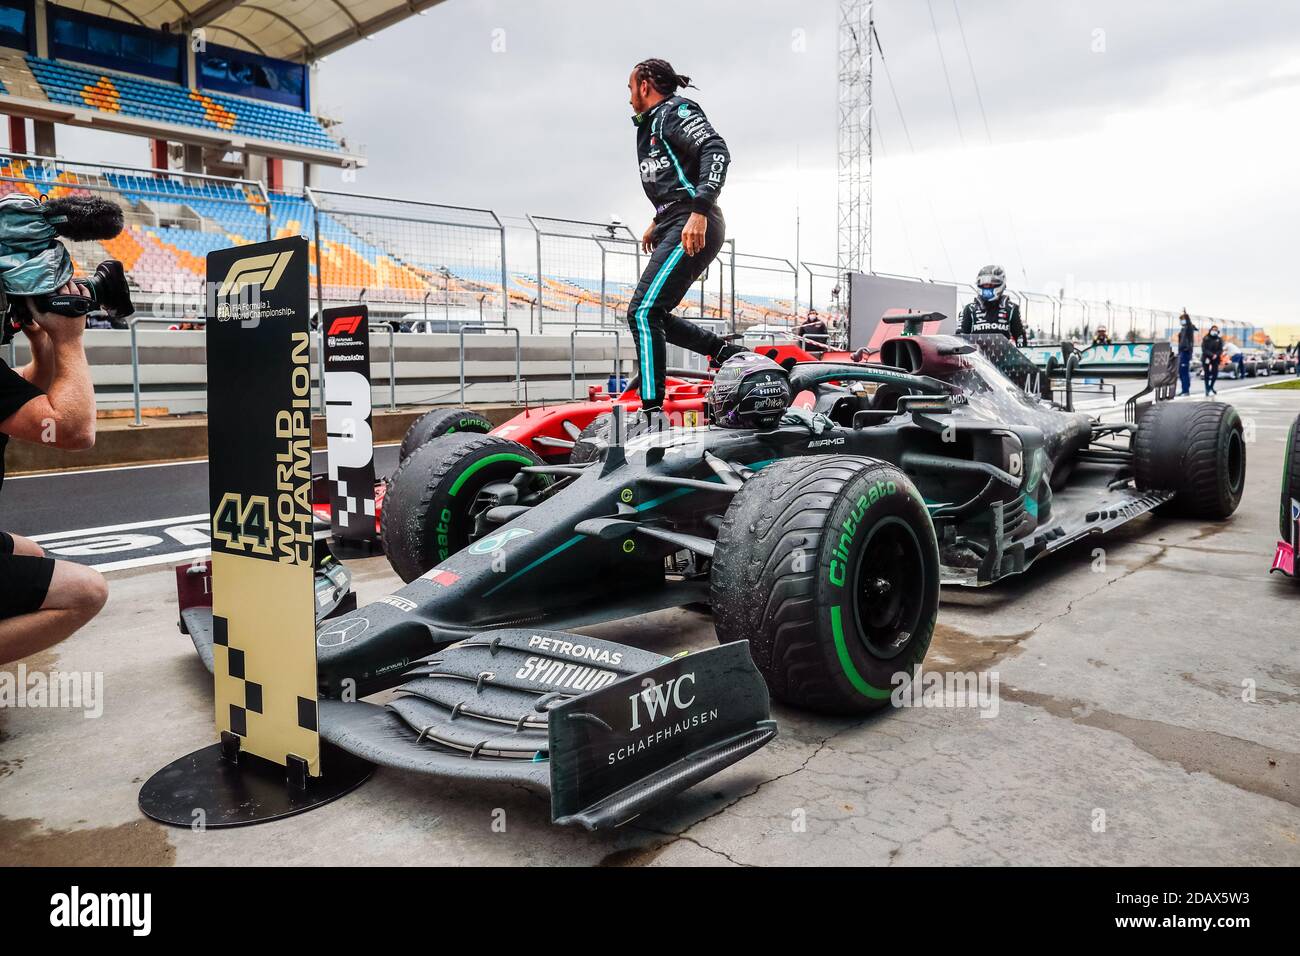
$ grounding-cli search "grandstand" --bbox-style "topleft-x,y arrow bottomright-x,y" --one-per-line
0,1 -> 800,329
0,0 -> 431,174
0,152 -> 801,327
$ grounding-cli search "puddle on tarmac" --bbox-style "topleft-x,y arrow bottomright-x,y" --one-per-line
927,622 -> 1035,671
1000,688 -> 1298,808
0,816 -> 176,866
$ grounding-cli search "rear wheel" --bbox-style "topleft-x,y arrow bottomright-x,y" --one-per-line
711,456 -> 939,714
381,433 -> 548,581
398,407 -> 493,462
1134,400 -> 1245,519
1280,415 -> 1300,540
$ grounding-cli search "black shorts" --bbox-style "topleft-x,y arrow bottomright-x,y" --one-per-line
0,531 -> 55,619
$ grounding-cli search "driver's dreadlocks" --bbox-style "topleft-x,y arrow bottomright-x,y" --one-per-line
633,58 -> 695,96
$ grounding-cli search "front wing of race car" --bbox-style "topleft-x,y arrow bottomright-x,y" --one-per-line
172,591 -> 777,828
318,629 -> 775,829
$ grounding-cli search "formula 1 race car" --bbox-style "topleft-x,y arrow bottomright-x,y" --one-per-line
176,317 -> 1244,822
184,311 -> 1244,696
1272,413 -> 1299,580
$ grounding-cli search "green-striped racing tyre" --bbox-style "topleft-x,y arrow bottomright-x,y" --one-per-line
382,433 -> 549,582
710,455 -> 939,714
398,406 -> 494,462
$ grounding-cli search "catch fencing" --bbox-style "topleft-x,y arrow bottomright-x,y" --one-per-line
528,215 -> 642,332
0,151 -> 271,320
303,187 -> 508,325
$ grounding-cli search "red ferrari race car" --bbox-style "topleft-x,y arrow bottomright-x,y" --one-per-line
1272,413 -> 1300,579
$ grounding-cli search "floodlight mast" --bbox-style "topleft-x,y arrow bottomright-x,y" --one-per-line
837,0 -> 873,280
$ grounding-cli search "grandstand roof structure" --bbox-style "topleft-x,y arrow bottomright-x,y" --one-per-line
55,0 -> 450,63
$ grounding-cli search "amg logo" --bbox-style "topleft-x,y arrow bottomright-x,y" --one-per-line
50,886 -> 151,936
628,672 -> 696,731
808,437 -> 845,448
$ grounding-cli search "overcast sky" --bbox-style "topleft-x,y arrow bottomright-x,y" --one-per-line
46,0 -> 1300,327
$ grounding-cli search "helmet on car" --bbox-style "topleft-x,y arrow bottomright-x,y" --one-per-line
976,264 -> 1006,302
707,352 -> 791,430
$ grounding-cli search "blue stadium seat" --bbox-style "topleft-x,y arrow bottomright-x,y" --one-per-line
25,56 -> 341,152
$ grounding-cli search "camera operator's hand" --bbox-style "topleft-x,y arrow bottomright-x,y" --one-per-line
3,282 -> 95,450
30,283 -> 86,342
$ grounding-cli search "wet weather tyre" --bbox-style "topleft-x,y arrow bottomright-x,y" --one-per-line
398,407 -> 493,461
1280,415 -> 1300,539
1134,400 -> 1245,519
381,433 -> 545,582
710,456 -> 940,715
569,411 -> 650,465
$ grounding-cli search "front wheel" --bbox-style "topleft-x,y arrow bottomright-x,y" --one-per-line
381,433 -> 548,581
710,456 -> 940,714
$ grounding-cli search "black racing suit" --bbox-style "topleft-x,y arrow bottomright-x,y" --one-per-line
628,95 -> 732,408
959,295 -> 1025,345
1201,333 -> 1223,393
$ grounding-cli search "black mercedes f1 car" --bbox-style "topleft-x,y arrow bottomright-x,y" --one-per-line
177,316 -> 1245,825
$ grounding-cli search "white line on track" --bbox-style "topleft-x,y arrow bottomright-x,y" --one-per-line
8,441 -> 402,481
92,548 -> 210,573
30,514 -> 209,542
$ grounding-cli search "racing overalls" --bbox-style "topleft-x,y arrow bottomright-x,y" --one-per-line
628,95 -> 732,409
959,295 -> 1026,345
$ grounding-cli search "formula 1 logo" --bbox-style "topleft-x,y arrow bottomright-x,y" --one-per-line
215,250 -> 294,328
327,313 -> 364,337
468,527 -> 533,555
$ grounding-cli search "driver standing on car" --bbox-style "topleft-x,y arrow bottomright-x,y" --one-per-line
627,58 -> 745,424
959,265 -> 1026,345
0,293 -> 107,665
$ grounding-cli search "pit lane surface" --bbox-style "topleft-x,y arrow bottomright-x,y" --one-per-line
0,383 -> 1296,866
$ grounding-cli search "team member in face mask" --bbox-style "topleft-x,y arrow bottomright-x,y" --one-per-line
1176,311 -> 1197,396
959,265 -> 1026,345
1201,325 -> 1223,396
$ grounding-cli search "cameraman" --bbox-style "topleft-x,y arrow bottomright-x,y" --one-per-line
0,285 -> 106,665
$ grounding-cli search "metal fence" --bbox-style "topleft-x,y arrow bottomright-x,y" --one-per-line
303,187 -> 508,325
801,261 -> 847,318
721,249 -> 798,328
528,215 -> 642,332
0,151 -> 271,320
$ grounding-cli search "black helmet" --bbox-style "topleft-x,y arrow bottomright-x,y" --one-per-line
707,352 -> 791,430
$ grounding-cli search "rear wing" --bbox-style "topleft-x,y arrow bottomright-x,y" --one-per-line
1019,341 -> 1175,416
